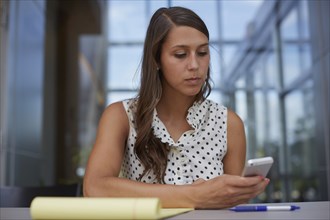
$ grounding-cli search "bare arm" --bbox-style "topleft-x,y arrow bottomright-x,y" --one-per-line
223,109 -> 246,175
83,102 -> 194,207
83,103 -> 268,208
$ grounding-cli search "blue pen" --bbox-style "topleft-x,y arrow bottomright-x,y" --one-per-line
229,205 -> 300,212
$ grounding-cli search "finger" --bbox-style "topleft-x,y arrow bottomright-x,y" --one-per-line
233,178 -> 270,198
221,175 -> 264,187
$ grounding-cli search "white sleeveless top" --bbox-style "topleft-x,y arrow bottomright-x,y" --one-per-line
121,98 -> 228,185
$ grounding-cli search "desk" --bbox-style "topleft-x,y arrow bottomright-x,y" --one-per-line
1,201 -> 329,220
168,201 -> 330,219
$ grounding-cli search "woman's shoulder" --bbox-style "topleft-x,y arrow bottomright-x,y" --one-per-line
102,101 -> 127,120
96,101 -> 131,140
227,108 -> 244,130
105,98 -> 137,112
103,98 -> 138,125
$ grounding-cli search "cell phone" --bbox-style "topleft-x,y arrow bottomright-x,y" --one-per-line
241,156 -> 274,177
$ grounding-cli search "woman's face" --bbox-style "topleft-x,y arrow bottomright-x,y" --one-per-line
160,25 -> 210,98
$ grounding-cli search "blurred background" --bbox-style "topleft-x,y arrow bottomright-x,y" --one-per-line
0,0 -> 329,203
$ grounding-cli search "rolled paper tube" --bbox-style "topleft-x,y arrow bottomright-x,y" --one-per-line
30,197 -> 193,220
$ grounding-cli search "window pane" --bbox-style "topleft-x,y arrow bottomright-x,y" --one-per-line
8,0 -> 45,153
172,0 -> 219,40
222,44 -> 238,71
265,50 -> 279,89
268,91 -> 281,142
280,1 -> 312,87
253,64 -> 263,88
107,91 -> 137,106
222,0 -> 264,40
235,76 -> 246,89
255,91 -> 265,152
5,0 -> 46,186
300,1 -> 311,39
281,45 -> 301,86
284,80 -> 318,201
210,44 -> 221,87
208,90 -> 222,104
150,0 -> 168,15
108,1 -> 146,42
235,90 -> 247,122
281,7 -> 299,40
107,45 -> 142,89
285,82 -> 315,145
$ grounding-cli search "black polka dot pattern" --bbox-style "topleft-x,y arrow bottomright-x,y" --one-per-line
121,98 -> 228,185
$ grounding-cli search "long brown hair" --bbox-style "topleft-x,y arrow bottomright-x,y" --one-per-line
134,7 -> 212,183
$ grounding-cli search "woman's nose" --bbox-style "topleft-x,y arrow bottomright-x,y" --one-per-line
187,53 -> 199,70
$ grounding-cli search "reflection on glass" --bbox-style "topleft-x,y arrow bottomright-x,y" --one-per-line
107,46 -> 142,89
280,0 -> 312,87
284,80 -> 318,201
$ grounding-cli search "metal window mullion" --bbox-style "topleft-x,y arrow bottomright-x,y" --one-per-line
274,1 -> 290,202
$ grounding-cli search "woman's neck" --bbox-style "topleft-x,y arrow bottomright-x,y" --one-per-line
156,92 -> 196,142
156,92 -> 196,121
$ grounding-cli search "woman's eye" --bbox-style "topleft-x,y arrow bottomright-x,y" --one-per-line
174,53 -> 187,59
198,51 -> 208,56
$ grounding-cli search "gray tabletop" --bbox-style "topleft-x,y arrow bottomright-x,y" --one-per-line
1,201 -> 329,220
168,201 -> 330,220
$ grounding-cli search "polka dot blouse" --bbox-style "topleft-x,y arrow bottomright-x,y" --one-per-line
121,98 -> 228,185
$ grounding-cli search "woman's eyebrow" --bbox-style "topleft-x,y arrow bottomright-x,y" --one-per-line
198,43 -> 209,47
171,42 -> 209,49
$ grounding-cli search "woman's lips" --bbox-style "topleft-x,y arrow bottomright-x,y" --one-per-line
185,77 -> 202,85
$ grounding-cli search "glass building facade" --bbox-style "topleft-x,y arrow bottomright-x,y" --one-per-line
106,0 -> 329,202
1,0 -> 329,203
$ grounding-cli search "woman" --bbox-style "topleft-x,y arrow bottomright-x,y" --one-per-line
83,6 -> 269,209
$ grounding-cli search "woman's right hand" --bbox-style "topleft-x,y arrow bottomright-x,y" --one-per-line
190,174 -> 269,209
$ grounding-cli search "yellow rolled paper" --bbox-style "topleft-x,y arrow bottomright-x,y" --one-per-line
30,197 -> 161,219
